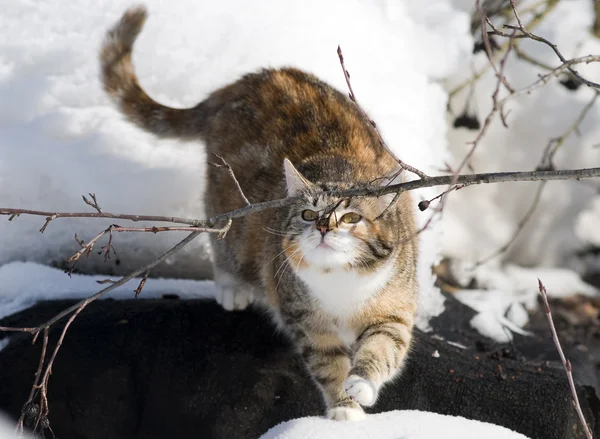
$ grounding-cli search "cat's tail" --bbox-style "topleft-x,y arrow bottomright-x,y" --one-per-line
100,6 -> 205,139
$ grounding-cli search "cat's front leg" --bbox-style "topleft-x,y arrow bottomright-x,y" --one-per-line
300,343 -> 367,421
345,319 -> 413,407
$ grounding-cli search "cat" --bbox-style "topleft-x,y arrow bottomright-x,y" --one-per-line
100,6 -> 419,421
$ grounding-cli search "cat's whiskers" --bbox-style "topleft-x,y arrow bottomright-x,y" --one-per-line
274,246 -> 304,290
265,244 -> 296,268
274,245 -> 302,279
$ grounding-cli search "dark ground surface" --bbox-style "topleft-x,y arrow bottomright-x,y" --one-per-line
0,295 -> 598,439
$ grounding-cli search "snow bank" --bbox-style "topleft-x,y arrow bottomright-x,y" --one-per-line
0,412 -> 33,439
441,0 -> 600,340
0,261 -> 215,322
0,0 -> 472,329
444,0 -> 600,279
259,410 -> 530,439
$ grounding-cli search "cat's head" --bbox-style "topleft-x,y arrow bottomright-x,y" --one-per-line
280,159 -> 404,271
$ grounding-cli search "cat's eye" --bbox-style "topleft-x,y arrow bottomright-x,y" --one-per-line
340,212 -> 362,224
301,209 -> 318,221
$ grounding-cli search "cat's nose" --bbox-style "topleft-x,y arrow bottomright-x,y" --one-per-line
318,225 -> 329,236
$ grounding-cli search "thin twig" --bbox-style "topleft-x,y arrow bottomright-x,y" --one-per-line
63,223 -> 233,274
209,154 -> 251,206
537,279 -> 593,439
0,209 -> 212,228
0,225 -> 229,334
5,168 -> 600,230
506,0 -> 600,90
82,193 -> 102,213
336,45 -> 429,180
475,180 -> 546,266
134,271 -> 150,297
15,327 -> 49,436
451,2 -> 515,185
541,90 -> 600,169
448,0 -> 560,99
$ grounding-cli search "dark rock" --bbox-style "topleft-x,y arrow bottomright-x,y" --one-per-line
0,297 -> 598,439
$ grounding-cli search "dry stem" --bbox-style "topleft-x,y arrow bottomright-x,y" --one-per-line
5,167 -> 600,232
506,0 -> 600,89
537,279 -> 593,439
336,45 -> 429,180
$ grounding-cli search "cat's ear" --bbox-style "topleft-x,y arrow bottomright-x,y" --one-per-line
283,158 -> 312,196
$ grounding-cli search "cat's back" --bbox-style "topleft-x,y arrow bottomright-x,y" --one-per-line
204,67 -> 397,203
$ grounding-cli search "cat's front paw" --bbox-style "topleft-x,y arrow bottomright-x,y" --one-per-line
215,284 -> 254,311
343,375 -> 377,407
326,405 -> 366,421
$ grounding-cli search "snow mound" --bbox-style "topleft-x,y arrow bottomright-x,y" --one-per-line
259,410 -> 530,439
453,263 -> 599,342
0,261 -> 216,322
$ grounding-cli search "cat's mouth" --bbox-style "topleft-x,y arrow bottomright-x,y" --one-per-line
317,241 -> 333,250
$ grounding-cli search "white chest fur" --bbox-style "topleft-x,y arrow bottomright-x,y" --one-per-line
296,258 -> 396,321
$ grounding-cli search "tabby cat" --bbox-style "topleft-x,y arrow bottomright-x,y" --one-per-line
101,6 -> 419,421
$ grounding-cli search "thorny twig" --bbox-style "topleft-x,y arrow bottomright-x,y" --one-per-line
336,45 -> 429,181
537,279 -> 593,439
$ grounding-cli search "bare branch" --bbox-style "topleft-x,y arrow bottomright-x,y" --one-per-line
475,180 -> 546,266
134,271 -> 150,298
451,1 -> 516,185
537,279 -> 593,439
82,193 -> 102,213
448,0 -> 560,99
0,209 -> 212,227
505,0 -> 600,90
5,167 -> 600,231
336,45 -> 429,180
209,154 -> 251,206
541,90 -> 600,169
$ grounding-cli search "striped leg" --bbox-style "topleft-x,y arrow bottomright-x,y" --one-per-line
301,344 -> 366,421
345,320 -> 413,407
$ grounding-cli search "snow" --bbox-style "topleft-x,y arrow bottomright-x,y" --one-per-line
259,410 -> 530,439
0,2 -> 599,434
453,264 -> 598,342
0,261 -> 215,322
0,0 -> 473,331
0,412 -> 33,439
2,2 -> 599,436
439,0 -> 600,341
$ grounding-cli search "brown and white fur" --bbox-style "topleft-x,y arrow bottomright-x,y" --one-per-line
100,6 -> 419,421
